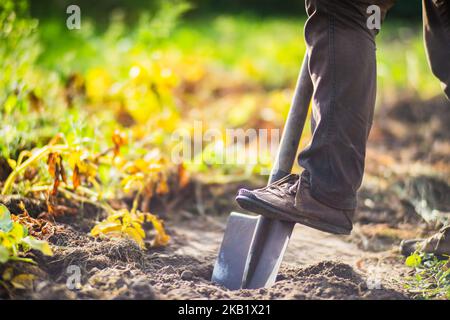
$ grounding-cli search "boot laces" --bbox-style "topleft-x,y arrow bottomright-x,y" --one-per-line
266,176 -> 299,197
435,224 -> 450,248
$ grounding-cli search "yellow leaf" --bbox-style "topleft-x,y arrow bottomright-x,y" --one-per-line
21,236 -> 53,256
86,68 -> 112,101
91,221 -> 122,237
123,227 -> 145,248
405,253 -> 422,268
90,209 -> 169,249
112,129 -> 128,157
7,158 -> 16,170
121,174 -> 144,193
0,246 -> 9,263
2,267 -> 13,281
11,274 -> 35,290
156,179 -> 169,195
72,165 -> 81,190
146,213 -> 170,246
40,242 -> 53,256
178,163 -> 190,188
130,222 -> 146,238
9,222 -> 25,241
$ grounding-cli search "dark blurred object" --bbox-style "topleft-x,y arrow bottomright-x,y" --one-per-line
30,0 -> 422,20
0,157 -> 12,182
29,0 -> 161,26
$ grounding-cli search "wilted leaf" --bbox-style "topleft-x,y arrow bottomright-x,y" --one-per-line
156,178 -> 169,195
112,129 -> 127,157
91,221 -> 122,237
18,201 -> 29,216
47,152 -> 66,195
124,227 -> 145,248
11,274 -> 35,290
47,152 -> 57,177
91,209 -> 169,249
178,163 -> 190,188
146,213 -> 170,246
2,267 -> 14,281
68,150 -> 97,189
73,165 -> 81,190
121,174 -> 145,194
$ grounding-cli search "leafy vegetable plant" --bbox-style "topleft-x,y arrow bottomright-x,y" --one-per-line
91,208 -> 170,249
0,204 -> 53,264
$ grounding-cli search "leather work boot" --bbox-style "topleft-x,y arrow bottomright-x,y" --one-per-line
400,225 -> 450,258
236,174 -> 354,235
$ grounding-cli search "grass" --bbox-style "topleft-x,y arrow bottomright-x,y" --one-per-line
405,252 -> 450,299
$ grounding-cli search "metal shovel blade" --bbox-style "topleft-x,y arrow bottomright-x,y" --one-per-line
243,217 -> 295,289
211,212 -> 259,290
211,213 -> 295,290
211,54 -> 313,290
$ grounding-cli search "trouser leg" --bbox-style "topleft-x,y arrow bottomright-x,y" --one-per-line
423,0 -> 450,100
298,0 -> 394,210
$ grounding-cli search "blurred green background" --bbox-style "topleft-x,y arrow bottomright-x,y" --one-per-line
30,0 -> 422,19
0,0 -> 443,181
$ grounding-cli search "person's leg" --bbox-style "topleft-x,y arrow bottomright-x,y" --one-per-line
423,0 -> 450,100
298,0 -> 394,210
399,0 -> 450,258
401,225 -> 450,258
236,0 -> 396,235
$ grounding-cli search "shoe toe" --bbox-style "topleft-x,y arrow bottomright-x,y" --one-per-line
400,239 -> 422,257
237,188 -> 253,197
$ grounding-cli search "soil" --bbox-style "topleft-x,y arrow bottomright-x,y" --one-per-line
0,215 -> 410,300
0,96 -> 449,300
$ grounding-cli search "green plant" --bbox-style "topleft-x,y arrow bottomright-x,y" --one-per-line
0,204 -> 53,264
404,252 -> 450,300
0,133 -> 173,248
0,0 -> 40,115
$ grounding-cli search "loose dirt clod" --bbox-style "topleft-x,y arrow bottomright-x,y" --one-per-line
181,270 -> 194,280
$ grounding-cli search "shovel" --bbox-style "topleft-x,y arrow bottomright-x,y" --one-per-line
211,54 -> 314,289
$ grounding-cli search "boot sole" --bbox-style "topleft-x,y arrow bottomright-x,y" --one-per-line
399,239 -> 448,260
236,194 -> 351,235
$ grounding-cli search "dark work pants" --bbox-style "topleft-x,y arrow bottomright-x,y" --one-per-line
299,0 -> 450,210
